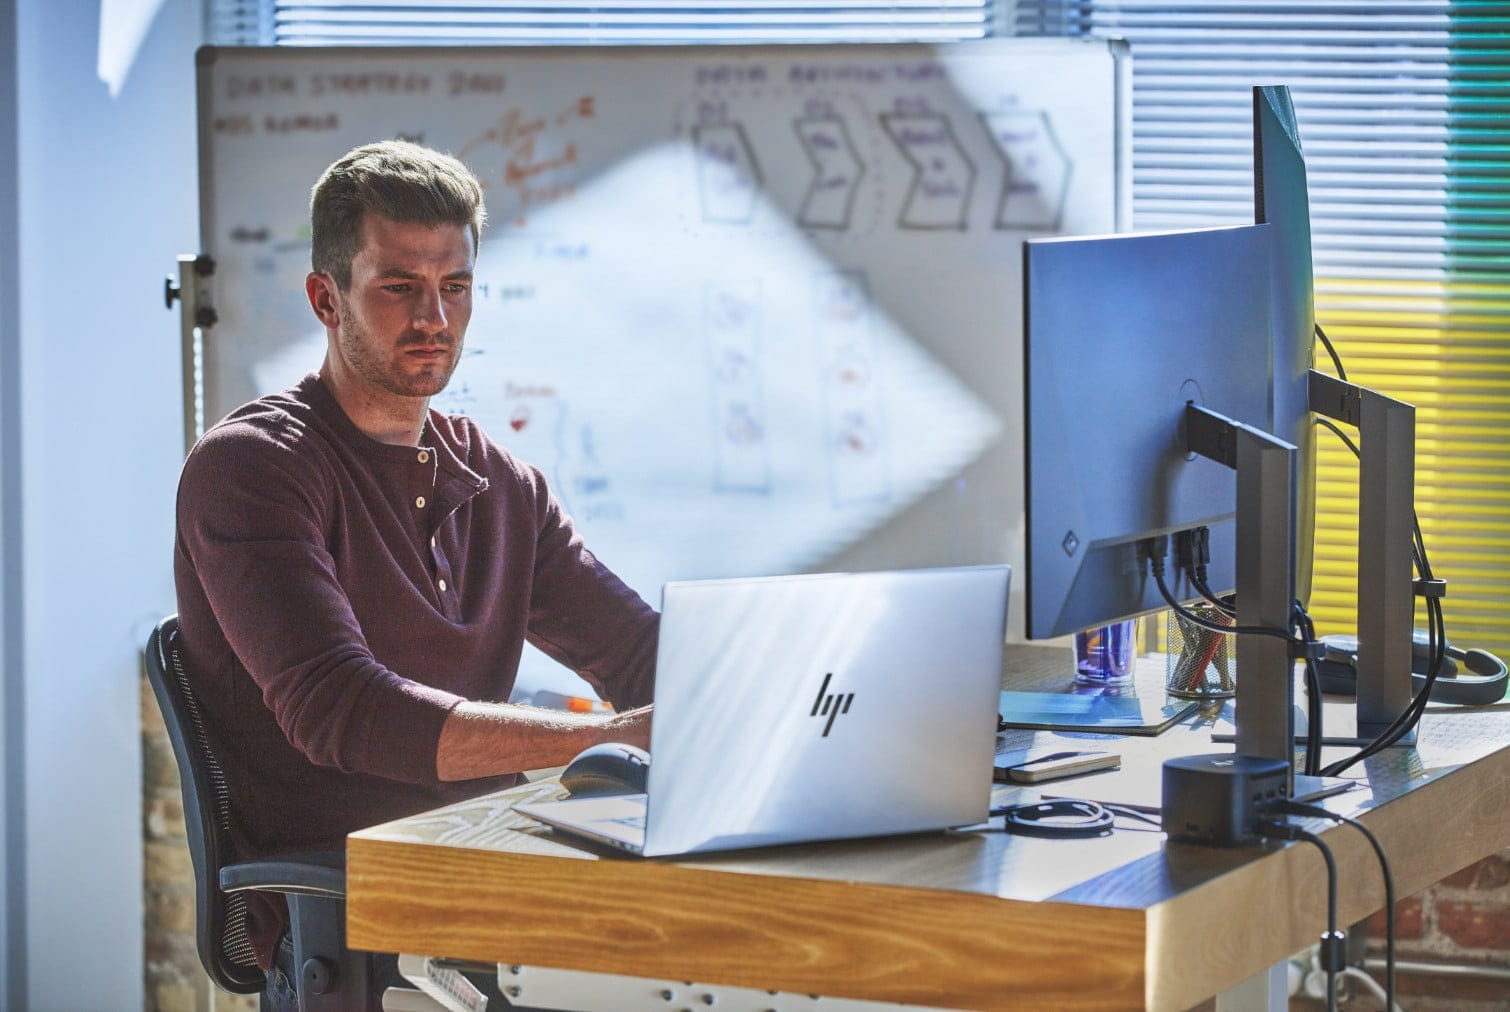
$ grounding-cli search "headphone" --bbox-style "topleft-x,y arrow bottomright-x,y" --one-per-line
1318,631 -> 1508,707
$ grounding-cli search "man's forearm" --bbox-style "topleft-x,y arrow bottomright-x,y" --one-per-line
435,700 -> 652,781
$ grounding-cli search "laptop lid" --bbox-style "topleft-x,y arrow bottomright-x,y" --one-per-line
639,565 -> 1010,856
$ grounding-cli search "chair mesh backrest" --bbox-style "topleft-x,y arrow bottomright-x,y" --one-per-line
147,616 -> 265,993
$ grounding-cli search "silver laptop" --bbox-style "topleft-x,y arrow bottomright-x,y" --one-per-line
515,565 -> 1010,857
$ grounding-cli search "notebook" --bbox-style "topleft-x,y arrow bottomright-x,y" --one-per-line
997,688 -> 1200,736
515,565 -> 1011,857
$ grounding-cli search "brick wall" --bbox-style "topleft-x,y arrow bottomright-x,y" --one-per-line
1362,852 -> 1510,1010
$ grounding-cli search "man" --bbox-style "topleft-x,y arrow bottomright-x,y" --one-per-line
174,140 -> 658,993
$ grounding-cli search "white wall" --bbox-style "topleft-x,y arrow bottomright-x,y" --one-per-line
2,0 -> 22,1006
12,0 -> 200,1007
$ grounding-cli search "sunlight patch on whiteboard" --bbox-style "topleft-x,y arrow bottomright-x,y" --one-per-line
452,141 -> 1003,596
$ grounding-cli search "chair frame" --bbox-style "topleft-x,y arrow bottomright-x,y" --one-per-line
144,615 -> 370,1010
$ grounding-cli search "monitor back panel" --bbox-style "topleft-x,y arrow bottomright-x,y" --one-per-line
1023,224 -> 1274,639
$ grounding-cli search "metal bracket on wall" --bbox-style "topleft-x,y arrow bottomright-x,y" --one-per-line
164,254 -> 217,456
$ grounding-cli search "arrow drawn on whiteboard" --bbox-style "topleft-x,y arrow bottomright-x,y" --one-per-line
880,113 -> 976,231
795,115 -> 865,230
980,109 -> 1071,231
692,123 -> 763,223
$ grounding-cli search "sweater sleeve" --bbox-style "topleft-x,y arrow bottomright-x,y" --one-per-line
518,464 -> 660,710
175,422 -> 462,784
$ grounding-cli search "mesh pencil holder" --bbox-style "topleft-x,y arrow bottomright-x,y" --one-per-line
1166,603 -> 1237,698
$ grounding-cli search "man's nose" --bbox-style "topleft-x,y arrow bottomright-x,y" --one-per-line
411,286 -> 447,335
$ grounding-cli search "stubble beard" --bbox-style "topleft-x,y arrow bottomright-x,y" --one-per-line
338,313 -> 460,400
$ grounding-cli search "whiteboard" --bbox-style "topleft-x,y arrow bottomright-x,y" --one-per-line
195,39 -> 1128,694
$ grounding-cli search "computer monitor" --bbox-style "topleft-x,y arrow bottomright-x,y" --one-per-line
1258,84 -> 1419,737
1021,223 -> 1275,642
1024,89 -> 1317,643
1022,222 -> 1302,776
1254,85 -> 1318,605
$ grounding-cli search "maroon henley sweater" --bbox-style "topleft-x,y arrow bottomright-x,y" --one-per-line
174,373 -> 658,966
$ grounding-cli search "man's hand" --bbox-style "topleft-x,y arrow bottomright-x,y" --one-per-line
435,700 -> 652,782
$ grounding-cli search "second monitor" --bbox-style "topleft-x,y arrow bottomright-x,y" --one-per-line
1022,222 -> 1276,641
1023,221 -> 1302,777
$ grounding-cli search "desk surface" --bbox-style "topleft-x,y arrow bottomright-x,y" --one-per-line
347,653 -> 1510,1010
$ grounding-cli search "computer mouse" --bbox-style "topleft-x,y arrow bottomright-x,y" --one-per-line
559,742 -> 650,797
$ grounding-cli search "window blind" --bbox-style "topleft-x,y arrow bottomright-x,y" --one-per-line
208,2 -> 996,46
1013,1 -> 1510,659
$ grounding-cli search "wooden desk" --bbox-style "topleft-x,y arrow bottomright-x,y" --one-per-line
347,659 -> 1509,1010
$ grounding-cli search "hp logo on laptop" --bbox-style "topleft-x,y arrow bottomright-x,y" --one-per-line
810,672 -> 854,737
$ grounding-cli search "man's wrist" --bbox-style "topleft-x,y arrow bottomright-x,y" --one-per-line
436,700 -> 613,781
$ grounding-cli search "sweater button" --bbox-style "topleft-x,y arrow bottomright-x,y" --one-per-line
415,495 -> 426,509
437,578 -> 448,592
417,450 -> 430,464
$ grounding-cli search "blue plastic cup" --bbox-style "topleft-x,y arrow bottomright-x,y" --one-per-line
1074,619 -> 1138,687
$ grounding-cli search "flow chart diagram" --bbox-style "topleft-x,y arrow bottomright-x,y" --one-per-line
795,115 -> 866,230
693,123 -> 763,223
706,280 -> 771,492
880,112 -> 976,230
816,270 -> 888,505
981,109 -> 1071,231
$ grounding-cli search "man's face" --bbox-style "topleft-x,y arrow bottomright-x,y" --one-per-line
326,213 -> 475,399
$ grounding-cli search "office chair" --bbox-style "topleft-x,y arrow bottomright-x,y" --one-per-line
144,615 -> 370,1011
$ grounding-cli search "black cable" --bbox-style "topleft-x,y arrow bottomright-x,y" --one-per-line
1101,804 -> 1164,829
1413,512 -> 1448,690
1271,801 -> 1396,1012
1315,416 -> 1361,458
1188,569 -> 1237,619
1414,510 -> 1433,579
1262,820 -> 1342,1012
1315,321 -> 1348,381
1322,593 -> 1447,776
990,800 -> 1115,838
1149,553 -> 1293,643
1163,535 -> 1326,764
1296,607 -> 1324,777
1413,510 -> 1446,689
1183,528 -> 1236,618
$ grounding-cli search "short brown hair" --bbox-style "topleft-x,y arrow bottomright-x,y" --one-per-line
310,140 -> 487,290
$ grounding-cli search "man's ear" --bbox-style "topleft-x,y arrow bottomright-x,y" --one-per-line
306,272 -> 342,329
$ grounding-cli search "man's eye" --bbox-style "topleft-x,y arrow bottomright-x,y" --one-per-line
445,283 -> 471,294
383,284 -> 411,293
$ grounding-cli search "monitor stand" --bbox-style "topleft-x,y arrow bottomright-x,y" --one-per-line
1301,690 -> 1418,749
1186,403 -> 1299,794
1309,370 -> 1418,740
1209,682 -> 1417,753
1292,774 -> 1356,804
